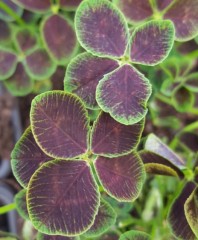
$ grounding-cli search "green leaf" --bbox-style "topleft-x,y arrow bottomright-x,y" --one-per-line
96,64 -> 152,125
14,189 -> 29,220
75,0 -> 129,58
84,198 -> 116,238
27,159 -> 100,236
30,91 -> 90,159
119,230 -> 151,240
129,20 -> 175,66
184,187 -> 198,237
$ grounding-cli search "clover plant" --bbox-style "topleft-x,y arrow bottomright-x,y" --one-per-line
5,0 -> 198,239
64,0 -> 176,125
0,0 -> 79,96
11,91 -> 148,239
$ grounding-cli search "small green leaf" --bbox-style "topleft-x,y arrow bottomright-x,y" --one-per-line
84,198 -> 116,238
14,189 -> 29,220
119,230 -> 151,240
184,187 -> 198,237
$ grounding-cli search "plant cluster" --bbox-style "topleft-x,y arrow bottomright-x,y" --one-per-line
0,0 -> 198,239
0,0 -> 81,96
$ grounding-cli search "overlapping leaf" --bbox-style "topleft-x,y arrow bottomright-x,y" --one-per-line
37,233 -> 79,240
129,20 -> 175,66
144,134 -> 185,169
96,64 -> 152,125
184,187 -> 198,238
4,62 -> 33,96
41,14 -> 78,65
119,230 -> 151,240
11,0 -> 51,13
25,48 -> 57,80
168,182 -> 196,240
0,20 -> 10,43
0,48 -> 17,81
171,86 -> 195,112
30,91 -> 90,159
84,198 -> 116,238
139,150 -> 184,177
95,152 -> 145,201
75,0 -> 129,58
185,73 -> 198,93
164,0 -> 198,41
14,189 -> 29,220
114,0 -> 153,24
60,0 -> 82,11
27,159 -> 100,236
64,52 -> 119,109
11,126 -> 52,188
14,28 -> 37,53
91,112 -> 144,157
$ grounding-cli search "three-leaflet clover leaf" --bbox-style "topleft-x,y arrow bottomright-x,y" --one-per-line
11,91 -> 145,237
65,0 -> 175,125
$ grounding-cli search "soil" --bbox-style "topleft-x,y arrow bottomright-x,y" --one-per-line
0,90 -> 15,161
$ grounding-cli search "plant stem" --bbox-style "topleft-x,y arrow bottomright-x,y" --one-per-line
0,2 -> 25,26
0,203 -> 16,214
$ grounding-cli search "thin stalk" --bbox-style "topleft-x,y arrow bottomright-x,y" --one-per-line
0,2 -> 25,26
0,203 -> 16,214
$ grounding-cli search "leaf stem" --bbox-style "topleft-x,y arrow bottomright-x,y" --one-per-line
0,2 -> 25,26
0,203 -> 16,214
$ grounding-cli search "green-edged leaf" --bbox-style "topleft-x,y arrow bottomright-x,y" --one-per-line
11,0 -> 51,13
33,78 -> 52,94
11,126 -> 52,188
91,112 -> 144,157
4,62 -> 34,96
145,134 -> 185,169
129,20 -> 175,66
180,132 -> 198,153
164,0 -> 198,41
64,52 -> 119,109
0,47 -> 17,81
184,187 -> 198,237
94,152 -> 145,202
13,28 -> 37,53
185,73 -> 198,93
0,20 -> 10,43
41,14 -> 78,65
171,86 -> 195,112
37,232 -> 79,240
168,182 -> 196,240
114,0 -> 153,24
75,0 -> 129,58
0,0 -> 23,22
119,230 -> 151,240
96,64 -> 152,125
24,48 -> 57,80
14,189 -> 29,220
27,160 -> 100,236
139,150 -> 184,178
156,0 -> 173,11
84,198 -> 116,238
60,0 -> 82,11
30,91 -> 90,159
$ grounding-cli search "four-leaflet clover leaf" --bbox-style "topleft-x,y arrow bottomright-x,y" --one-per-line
64,0 -> 175,125
11,91 -> 145,237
